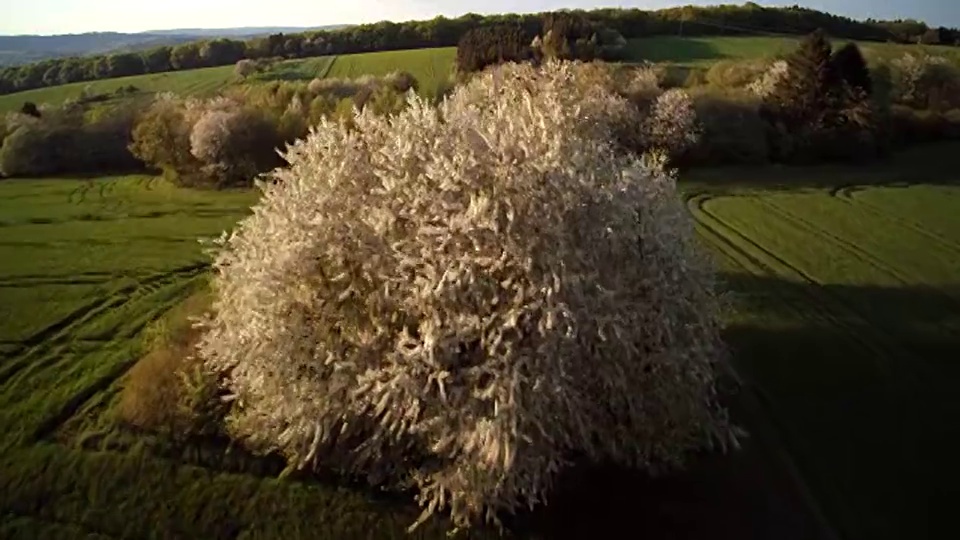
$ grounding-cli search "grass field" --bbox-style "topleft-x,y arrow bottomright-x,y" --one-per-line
4,35 -> 957,114
1,143 -> 959,538
622,35 -> 960,67
0,65 -> 240,114
0,48 -> 456,114
325,47 -> 456,97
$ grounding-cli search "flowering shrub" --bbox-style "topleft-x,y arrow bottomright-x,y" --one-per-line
234,59 -> 258,79
748,60 -> 789,99
642,88 -> 701,157
198,60 -> 738,531
706,58 -> 774,89
889,53 -> 960,110
188,104 -> 283,187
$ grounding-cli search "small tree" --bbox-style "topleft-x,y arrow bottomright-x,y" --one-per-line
20,101 -> 41,118
234,59 -> 259,80
129,96 -> 199,184
766,29 -> 837,129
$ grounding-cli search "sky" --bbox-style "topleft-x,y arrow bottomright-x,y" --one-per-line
1,0 -> 957,36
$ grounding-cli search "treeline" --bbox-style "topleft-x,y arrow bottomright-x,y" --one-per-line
2,3 -> 958,95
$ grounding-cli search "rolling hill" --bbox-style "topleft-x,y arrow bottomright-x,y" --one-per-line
0,26 -> 346,67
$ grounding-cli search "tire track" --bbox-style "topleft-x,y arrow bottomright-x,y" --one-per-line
756,196 -> 960,317
752,197 -> 912,285
833,186 -> 960,256
29,278 -> 205,443
0,264 -> 207,389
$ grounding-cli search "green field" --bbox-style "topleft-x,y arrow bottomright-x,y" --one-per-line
326,47 -> 456,97
4,35 -> 957,115
0,65 -> 240,114
1,142 -> 959,538
0,48 -> 456,114
623,35 -> 960,67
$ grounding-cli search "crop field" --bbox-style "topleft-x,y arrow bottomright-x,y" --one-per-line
623,35 -> 960,67
0,143 -> 958,538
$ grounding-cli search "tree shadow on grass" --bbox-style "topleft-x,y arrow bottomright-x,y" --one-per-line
512,273 -> 959,540
713,273 -> 959,540
74,274 -> 958,539
682,141 -> 960,194
624,36 -> 730,65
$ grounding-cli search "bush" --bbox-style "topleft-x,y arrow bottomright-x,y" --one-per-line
307,77 -> 358,99
706,59 -> 773,89
684,67 -> 708,87
132,94 -> 286,188
748,60 -> 788,98
189,104 -> 285,187
0,123 -> 72,176
118,292 -> 226,438
889,53 -> 960,111
642,88 -> 701,158
890,105 -> 960,144
198,61 -> 738,531
20,101 -> 41,118
383,71 -> 418,93
129,95 -> 200,184
235,59 -> 258,79
688,90 -> 770,165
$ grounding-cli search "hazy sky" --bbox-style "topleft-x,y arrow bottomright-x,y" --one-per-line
1,0 -> 957,35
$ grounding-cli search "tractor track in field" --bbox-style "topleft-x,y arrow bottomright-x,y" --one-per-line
755,196 -> 960,315
0,264 -> 207,390
0,237 -> 198,248
751,197 -> 913,285
688,193 -> 927,388
4,275 -> 205,441
0,271 -> 136,288
832,186 -> 960,256
30,350 -> 141,442
0,510 -> 119,540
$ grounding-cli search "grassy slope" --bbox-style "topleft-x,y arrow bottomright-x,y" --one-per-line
684,142 -> 960,540
0,48 -> 454,114
622,35 -> 960,66
1,144 -> 960,538
4,35 -> 957,113
325,47 -> 456,97
0,66 -> 238,114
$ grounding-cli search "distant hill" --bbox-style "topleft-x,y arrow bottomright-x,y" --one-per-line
0,26 -> 347,66
142,26 -> 347,37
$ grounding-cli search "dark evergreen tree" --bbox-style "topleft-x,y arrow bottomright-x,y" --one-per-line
766,29 -> 837,129
456,25 -> 532,74
20,101 -> 41,118
831,42 -> 872,95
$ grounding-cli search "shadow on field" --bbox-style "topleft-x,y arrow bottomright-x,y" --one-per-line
710,272 -> 960,540
624,36 -> 728,65
508,273 -> 958,540
682,141 -> 960,193
67,274 -> 959,539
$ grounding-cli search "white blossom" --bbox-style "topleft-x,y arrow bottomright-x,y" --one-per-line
198,60 -> 738,531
